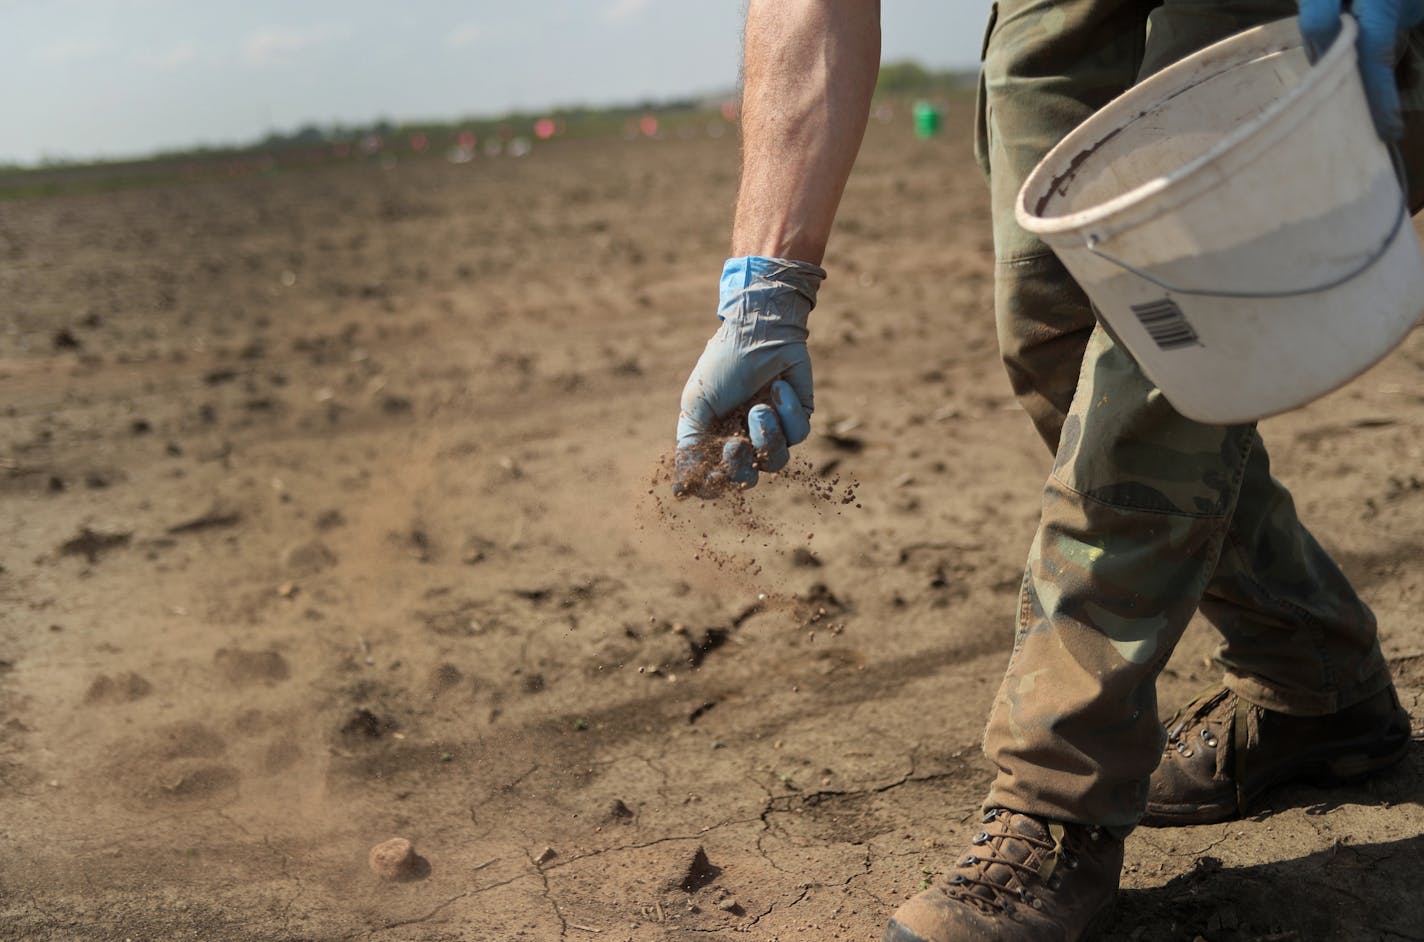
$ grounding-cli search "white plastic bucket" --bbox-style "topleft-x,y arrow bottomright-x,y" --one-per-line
1016,16 -> 1424,424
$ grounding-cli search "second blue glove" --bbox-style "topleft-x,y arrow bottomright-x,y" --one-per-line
1299,0 -> 1424,139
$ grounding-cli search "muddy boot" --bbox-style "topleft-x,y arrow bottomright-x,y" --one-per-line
1142,685 -> 1413,827
884,809 -> 1122,942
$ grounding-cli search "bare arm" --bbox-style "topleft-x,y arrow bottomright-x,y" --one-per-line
731,0 -> 881,264
673,2 -> 878,496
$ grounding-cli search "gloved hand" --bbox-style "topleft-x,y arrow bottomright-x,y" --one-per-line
1299,0 -> 1424,139
673,256 -> 826,497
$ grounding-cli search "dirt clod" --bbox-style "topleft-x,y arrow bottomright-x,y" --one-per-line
282,539 -> 338,575
791,547 -> 822,568
84,672 -> 153,705
678,846 -> 721,893
341,708 -> 396,740
368,838 -> 428,882
213,648 -> 290,685
58,527 -> 132,564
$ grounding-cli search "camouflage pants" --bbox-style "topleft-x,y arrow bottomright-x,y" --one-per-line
976,0 -> 1405,830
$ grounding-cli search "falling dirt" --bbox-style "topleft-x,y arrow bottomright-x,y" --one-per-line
2,100 -> 1424,941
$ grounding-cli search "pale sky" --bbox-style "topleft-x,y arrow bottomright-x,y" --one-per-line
0,1 -> 984,166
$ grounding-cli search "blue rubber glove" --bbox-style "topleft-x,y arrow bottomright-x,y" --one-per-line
673,256 -> 826,497
1299,0 -> 1424,139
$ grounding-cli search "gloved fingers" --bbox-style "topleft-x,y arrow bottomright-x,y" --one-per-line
782,358 -> 815,420
748,404 -> 791,472
769,379 -> 812,446
723,439 -> 759,488
1299,0 -> 1343,60
673,404 -> 711,497
674,404 -> 710,452
1360,57 -> 1406,139
672,438 -> 711,497
671,436 -> 758,496
1355,5 -> 1408,139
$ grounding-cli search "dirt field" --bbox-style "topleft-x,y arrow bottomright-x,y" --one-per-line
2,100 -> 1423,941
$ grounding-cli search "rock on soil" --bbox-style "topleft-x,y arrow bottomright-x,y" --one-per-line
368,837 -> 429,882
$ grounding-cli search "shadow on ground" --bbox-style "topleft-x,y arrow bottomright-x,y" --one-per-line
1105,833 -> 1423,940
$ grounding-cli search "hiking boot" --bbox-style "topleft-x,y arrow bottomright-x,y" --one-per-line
884,809 -> 1122,942
1142,684 -> 1412,827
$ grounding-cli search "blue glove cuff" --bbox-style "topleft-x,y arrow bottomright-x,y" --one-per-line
717,256 -> 827,324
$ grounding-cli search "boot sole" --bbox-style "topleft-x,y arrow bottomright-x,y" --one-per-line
882,920 -> 923,942
882,898 -> 1117,941
1140,732 -> 1411,827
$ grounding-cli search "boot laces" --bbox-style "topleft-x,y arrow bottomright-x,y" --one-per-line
939,810 -> 1073,914
1164,687 -> 1233,757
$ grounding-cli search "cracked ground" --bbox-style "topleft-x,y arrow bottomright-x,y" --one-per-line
3,101 -> 1424,941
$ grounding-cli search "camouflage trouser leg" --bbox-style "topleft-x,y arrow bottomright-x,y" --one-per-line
975,0 -> 1396,830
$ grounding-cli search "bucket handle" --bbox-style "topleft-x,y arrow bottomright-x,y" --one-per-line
1084,146 -> 1412,300
1084,197 -> 1407,299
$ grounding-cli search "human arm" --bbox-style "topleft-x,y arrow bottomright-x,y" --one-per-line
732,0 -> 882,262
673,0 -> 881,496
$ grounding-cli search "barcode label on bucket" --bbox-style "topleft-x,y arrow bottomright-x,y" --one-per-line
1131,298 -> 1201,350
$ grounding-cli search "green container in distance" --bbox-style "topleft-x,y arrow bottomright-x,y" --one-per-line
913,101 -> 942,140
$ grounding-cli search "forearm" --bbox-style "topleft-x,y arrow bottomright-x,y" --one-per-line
731,0 -> 881,264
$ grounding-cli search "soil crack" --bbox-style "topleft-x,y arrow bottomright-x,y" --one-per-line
530,849 -> 571,941
545,818 -> 764,872
361,890 -> 474,938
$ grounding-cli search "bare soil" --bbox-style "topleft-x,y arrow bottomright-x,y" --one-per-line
2,101 -> 1423,941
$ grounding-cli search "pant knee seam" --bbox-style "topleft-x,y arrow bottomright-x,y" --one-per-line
1047,471 -> 1232,520
997,251 -> 1058,267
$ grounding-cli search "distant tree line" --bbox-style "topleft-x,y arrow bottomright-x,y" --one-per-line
2,59 -> 973,179
875,61 -> 977,96
240,60 -> 971,156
